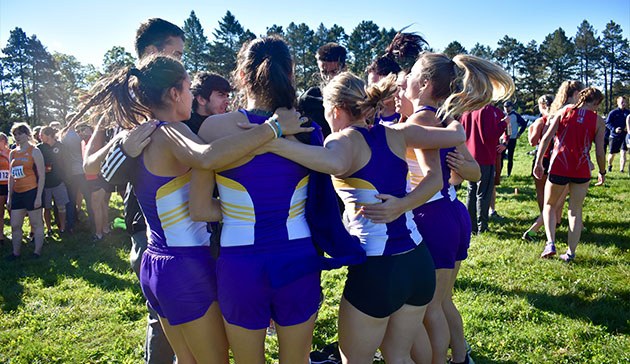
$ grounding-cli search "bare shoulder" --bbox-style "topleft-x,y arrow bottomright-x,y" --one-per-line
406,111 -> 439,127
198,111 -> 249,143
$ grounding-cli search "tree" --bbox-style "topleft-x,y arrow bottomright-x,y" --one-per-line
209,11 -> 249,78
574,20 -> 600,87
102,46 -> 135,73
346,21 -> 381,76
28,35 -> 58,124
540,28 -> 578,93
494,36 -> 524,79
50,52 -> 89,122
470,43 -> 493,60
2,27 -> 31,122
518,41 -> 546,112
600,21 -> 628,110
266,25 -> 284,37
443,41 -> 467,59
182,10 -> 210,74
285,22 -> 317,91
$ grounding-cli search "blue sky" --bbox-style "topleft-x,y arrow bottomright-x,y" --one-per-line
1,0 -> 629,68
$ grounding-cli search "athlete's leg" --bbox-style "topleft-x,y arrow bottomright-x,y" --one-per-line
223,320 -> 266,364
160,302 -> 229,364
380,304 -> 427,364
420,269 -> 452,364
26,208 -> 44,255
10,208 -> 27,256
338,296 -> 389,364
0,195 -> 6,240
276,312 -> 317,364
542,181 -> 565,244
410,324 -> 431,364
443,261 -> 466,363
534,174 -> 547,212
566,182 -> 589,256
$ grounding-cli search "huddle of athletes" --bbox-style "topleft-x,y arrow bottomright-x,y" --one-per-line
5,16 -> 620,364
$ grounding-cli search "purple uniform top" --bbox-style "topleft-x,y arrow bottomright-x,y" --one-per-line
215,110 -> 312,251
333,123 -> 422,256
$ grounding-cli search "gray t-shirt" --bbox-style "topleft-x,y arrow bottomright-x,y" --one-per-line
61,129 -> 84,175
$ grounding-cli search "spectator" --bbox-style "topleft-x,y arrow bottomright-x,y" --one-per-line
605,96 -> 629,172
38,127 -> 70,236
460,104 -> 507,234
503,101 -> 526,177
186,72 -> 232,134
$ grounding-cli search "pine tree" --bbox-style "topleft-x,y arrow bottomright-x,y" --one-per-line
28,35 -> 57,124
102,46 -> 135,73
518,41 -> 546,112
285,22 -> 317,91
540,28 -> 578,93
470,43 -> 494,60
209,11 -> 248,78
574,20 -> 600,87
443,41 -> 467,59
495,36 -> 524,80
346,21 -> 381,76
266,25 -> 284,37
2,27 -> 31,122
182,10 -> 210,75
600,21 -> 628,110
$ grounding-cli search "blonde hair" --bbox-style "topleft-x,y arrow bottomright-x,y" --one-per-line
549,80 -> 584,115
323,72 -> 397,122
411,52 -> 514,119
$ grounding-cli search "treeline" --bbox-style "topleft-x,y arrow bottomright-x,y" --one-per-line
1,11 -> 629,132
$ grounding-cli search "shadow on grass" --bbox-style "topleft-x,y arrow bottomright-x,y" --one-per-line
0,226 -> 136,312
456,276 -> 630,335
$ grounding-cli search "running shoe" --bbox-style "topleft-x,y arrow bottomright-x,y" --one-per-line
559,251 -> 575,262
541,242 -> 556,258
489,210 -> 504,220
522,231 -> 536,242
607,165 -> 612,172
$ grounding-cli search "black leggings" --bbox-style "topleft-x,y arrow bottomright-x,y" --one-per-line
506,138 -> 517,176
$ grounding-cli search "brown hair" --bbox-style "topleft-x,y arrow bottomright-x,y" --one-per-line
323,72 -> 397,121
234,36 -> 296,111
572,87 -> 603,110
69,55 -> 187,129
411,52 -> 514,119
549,80 -> 584,115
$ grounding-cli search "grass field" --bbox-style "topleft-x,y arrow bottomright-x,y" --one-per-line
1,138 -> 629,363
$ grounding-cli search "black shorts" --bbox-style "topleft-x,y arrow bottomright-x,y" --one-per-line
548,174 -> 591,185
88,176 -> 114,194
343,243 -> 436,318
11,188 -> 40,211
0,184 -> 7,196
609,136 -> 627,154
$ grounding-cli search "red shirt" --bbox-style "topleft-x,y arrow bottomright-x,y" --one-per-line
460,105 -> 507,166
549,108 -> 597,178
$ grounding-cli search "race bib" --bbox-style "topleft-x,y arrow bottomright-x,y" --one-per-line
12,165 -> 25,179
0,170 -> 9,182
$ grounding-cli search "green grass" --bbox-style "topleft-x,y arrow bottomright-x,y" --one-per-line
1,138 -> 629,363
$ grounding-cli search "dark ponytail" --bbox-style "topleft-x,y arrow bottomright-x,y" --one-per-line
69,55 -> 187,130
234,36 -> 296,110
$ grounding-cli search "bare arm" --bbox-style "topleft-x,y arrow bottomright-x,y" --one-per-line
533,111 -> 562,179
32,147 -> 45,209
393,117 -> 466,149
189,169 -> 222,222
594,115 -> 607,180
265,133 -> 354,175
359,148 -> 442,223
528,117 -> 545,146
7,151 -> 14,210
447,143 -> 480,183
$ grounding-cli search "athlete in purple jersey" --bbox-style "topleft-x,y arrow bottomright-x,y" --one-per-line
66,54 -> 309,364
263,72 -> 465,363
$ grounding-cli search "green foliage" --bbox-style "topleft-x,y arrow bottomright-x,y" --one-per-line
574,20 -> 600,87
346,21 -> 382,76
540,28 -> 578,94
600,21 -> 629,110
182,10 -> 210,75
470,43 -> 493,60
495,35 -> 524,80
286,22 -> 317,92
444,40 -> 467,59
101,46 -> 135,74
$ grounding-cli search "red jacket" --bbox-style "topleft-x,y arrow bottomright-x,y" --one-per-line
460,105 -> 507,166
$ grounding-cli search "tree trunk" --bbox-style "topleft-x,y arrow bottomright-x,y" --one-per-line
19,62 -> 29,122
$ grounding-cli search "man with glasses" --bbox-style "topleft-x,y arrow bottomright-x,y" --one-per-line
298,42 -> 347,138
